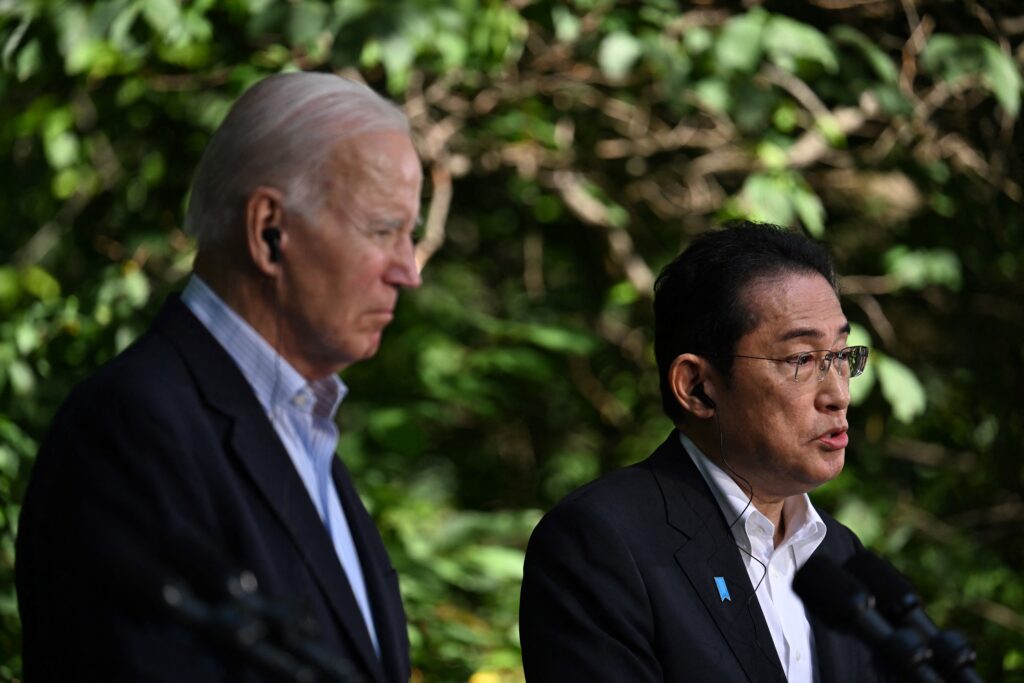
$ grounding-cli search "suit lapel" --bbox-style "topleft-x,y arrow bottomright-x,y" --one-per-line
154,296 -> 387,683
332,458 -> 407,683
649,433 -> 785,683
228,424 -> 386,682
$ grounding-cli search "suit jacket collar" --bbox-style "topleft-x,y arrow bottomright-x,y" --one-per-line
647,430 -> 866,683
648,431 -> 786,683
332,458 -> 408,683
152,295 -> 392,683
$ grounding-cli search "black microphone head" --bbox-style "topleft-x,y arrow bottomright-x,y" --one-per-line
793,555 -> 875,627
845,549 -> 921,622
167,525 -> 257,602
262,227 -> 282,262
693,383 -> 716,409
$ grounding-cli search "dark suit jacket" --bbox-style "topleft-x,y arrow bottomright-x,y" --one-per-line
519,431 -> 887,682
16,296 -> 409,682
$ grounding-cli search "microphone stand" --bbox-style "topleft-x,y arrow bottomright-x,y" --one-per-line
794,555 -> 944,683
115,531 -> 367,683
159,578 -> 324,683
845,550 -> 985,683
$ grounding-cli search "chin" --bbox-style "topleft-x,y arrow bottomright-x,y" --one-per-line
345,338 -> 382,365
814,452 -> 846,485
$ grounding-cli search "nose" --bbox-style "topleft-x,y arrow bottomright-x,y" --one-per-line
386,235 -> 422,289
817,359 -> 850,412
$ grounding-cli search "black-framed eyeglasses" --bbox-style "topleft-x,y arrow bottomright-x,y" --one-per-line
731,346 -> 869,383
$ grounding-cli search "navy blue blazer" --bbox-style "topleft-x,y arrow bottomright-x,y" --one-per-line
16,295 -> 409,682
520,432 -> 887,682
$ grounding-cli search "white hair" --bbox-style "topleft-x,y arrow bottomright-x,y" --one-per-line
184,72 -> 410,248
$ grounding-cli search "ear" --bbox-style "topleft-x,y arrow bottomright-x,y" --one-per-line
669,353 -> 717,419
245,186 -> 286,276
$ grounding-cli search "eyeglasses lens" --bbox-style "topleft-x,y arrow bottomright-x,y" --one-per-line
807,347 -> 870,382
849,347 -> 868,377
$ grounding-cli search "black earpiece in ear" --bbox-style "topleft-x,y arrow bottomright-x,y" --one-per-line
693,383 -> 716,410
262,227 -> 282,263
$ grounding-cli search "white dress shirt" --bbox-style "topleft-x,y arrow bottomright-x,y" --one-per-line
183,275 -> 380,656
680,432 -> 827,683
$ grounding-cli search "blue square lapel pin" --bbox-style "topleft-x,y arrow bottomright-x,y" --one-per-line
714,576 -> 731,603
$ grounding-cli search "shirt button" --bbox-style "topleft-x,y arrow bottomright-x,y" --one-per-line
293,394 -> 308,407
796,650 -> 802,661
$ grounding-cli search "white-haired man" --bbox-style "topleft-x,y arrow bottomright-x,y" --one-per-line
16,73 -> 421,682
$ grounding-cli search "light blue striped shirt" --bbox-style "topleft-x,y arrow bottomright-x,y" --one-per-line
182,275 -> 380,656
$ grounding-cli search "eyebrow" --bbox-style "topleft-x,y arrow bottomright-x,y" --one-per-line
366,217 -> 417,231
778,321 -> 851,342
375,219 -> 403,229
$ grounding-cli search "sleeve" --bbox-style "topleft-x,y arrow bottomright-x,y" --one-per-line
518,496 -> 663,682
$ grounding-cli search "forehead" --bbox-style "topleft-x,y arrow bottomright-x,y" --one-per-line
740,271 -> 846,346
329,130 -> 421,186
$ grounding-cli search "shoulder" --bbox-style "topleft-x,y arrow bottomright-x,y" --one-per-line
35,309 -> 231,483
535,459 -> 661,532
56,326 -> 199,429
525,454 -> 682,577
54,292 -> 238,429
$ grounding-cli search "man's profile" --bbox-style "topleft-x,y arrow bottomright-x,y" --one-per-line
519,223 -> 885,682
16,72 -> 421,682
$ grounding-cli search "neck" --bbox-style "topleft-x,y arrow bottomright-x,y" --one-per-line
192,251 -> 303,372
684,424 -> 788,547
732,473 -> 787,547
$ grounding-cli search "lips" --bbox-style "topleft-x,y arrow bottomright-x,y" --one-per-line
817,427 -> 849,450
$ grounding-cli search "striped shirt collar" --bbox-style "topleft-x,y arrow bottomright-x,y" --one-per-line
181,275 -> 347,421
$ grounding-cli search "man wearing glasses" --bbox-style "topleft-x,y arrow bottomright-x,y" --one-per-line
520,223 -> 883,682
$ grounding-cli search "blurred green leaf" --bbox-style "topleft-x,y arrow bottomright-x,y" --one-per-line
714,10 -> 764,74
694,77 -> 730,112
142,0 -> 181,36
884,247 -> 962,291
922,34 -> 1021,117
7,359 -> 35,396
380,33 -> 415,94
876,354 -> 927,423
832,25 -> 898,83
979,41 -> 1021,117
14,38 -> 42,81
288,1 -> 329,47
835,497 -> 882,546
21,267 -> 60,302
598,31 -> 642,81
763,14 -> 837,74
791,182 -> 825,237
552,6 -> 580,43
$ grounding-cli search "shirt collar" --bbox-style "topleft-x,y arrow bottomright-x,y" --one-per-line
181,275 -> 347,420
679,431 -> 825,559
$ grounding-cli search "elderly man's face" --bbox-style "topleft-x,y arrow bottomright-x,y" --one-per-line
279,130 -> 422,378
709,272 -> 851,501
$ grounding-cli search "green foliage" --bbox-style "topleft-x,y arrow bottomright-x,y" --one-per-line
732,171 -> 826,237
2,1 -> 1023,681
875,354 -> 928,425
922,33 -> 1023,116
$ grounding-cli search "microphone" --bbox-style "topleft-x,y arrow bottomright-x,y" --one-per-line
110,540 -> 319,681
166,525 -> 369,683
793,555 -> 944,683
845,550 -> 985,683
